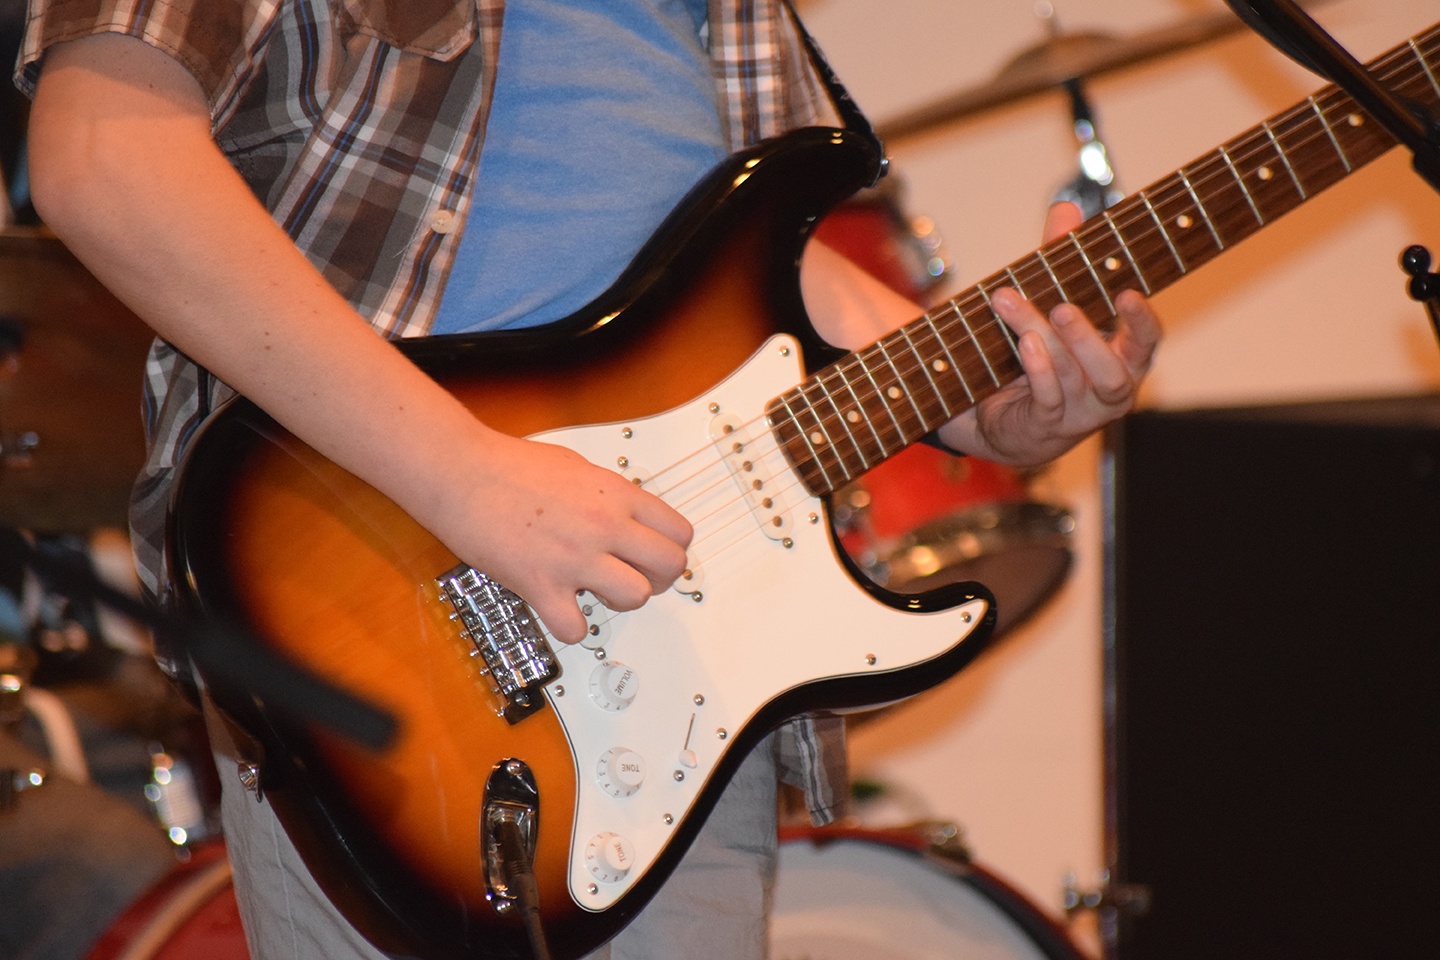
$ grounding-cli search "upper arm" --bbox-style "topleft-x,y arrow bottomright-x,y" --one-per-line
28,33 -> 214,228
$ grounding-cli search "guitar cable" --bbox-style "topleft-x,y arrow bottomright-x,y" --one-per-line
495,816 -> 553,960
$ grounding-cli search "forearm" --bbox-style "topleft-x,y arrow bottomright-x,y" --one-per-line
28,33 -> 694,641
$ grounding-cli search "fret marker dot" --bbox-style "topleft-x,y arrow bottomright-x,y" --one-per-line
809,431 -> 827,446
1347,113 -> 1363,127
931,360 -> 949,373
887,386 -> 904,400
1176,214 -> 1193,230
1258,166 -> 1273,181
845,411 -> 861,424
1104,257 -> 1121,272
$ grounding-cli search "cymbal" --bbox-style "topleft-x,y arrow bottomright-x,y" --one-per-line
0,227 -> 153,532
877,9 -> 1278,144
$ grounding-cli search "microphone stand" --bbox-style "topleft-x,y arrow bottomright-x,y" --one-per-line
1224,0 -> 1440,343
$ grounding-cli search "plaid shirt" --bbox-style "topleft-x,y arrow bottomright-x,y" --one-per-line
20,0 -> 849,824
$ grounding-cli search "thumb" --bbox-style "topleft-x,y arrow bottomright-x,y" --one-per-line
1042,200 -> 1083,243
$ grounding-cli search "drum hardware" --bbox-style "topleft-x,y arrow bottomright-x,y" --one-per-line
1038,6 -> 1125,221
0,763 -> 45,810
1061,870 -> 1152,937
1,640 -> 33,727
0,428 -> 37,469
0,226 -> 154,532
875,1 -> 1332,145
145,743 -> 219,848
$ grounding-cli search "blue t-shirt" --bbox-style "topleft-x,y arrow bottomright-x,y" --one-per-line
430,0 -> 726,334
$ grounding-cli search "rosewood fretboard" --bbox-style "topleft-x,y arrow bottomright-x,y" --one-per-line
771,23 -> 1440,496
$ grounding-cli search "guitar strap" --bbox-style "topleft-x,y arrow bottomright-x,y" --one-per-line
782,0 -> 888,182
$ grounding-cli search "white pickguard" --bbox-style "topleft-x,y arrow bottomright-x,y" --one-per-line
533,335 -> 988,912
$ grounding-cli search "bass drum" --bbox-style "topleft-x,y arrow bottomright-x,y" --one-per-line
771,826 -> 1086,960
84,841 -> 249,960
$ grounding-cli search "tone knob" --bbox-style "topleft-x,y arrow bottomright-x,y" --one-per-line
584,832 -> 636,884
588,661 -> 638,711
596,747 -> 647,798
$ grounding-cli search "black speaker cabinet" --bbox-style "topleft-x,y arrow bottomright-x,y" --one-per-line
1107,394 -> 1440,960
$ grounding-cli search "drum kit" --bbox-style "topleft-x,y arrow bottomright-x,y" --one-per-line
0,7 -> 1265,957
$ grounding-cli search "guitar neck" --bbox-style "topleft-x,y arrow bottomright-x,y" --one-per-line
773,22 -> 1440,497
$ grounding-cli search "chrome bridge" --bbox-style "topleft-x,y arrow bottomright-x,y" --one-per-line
436,566 -> 559,724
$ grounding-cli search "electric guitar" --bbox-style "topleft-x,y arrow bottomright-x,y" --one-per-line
170,22 -> 1440,960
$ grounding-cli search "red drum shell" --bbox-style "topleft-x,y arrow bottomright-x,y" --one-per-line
85,842 -> 248,960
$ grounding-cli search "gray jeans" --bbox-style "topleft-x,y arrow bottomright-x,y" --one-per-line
217,729 -> 779,960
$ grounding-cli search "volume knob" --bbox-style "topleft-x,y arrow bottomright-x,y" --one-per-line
589,661 -> 638,711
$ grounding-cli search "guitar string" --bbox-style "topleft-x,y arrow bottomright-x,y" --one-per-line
635,36 -> 1429,530
533,35 -> 1437,644
776,36 -> 1431,481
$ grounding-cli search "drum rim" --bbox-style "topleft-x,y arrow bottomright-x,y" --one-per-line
775,825 -> 1087,960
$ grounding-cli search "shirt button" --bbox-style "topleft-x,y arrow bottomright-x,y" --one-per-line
430,209 -> 457,234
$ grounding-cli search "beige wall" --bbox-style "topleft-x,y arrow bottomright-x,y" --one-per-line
799,1 -> 1440,952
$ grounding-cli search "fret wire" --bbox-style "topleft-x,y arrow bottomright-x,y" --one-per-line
1036,247 -> 1072,304
772,30 -> 1440,493
854,350 -> 906,441
956,301 -> 1001,389
1177,168 -> 1224,249
778,393 -> 838,492
1411,39 -> 1440,97
977,283 -> 1022,363
899,325 -> 952,425
811,376 -> 870,473
1140,191 -> 1186,273
874,334 -> 927,438
1218,143 -> 1264,226
1195,152 -> 1257,248
832,361 -> 891,461
1069,232 -> 1116,314
1309,96 -> 1352,172
1260,120 -> 1307,199
1003,265 -> 1031,301
1014,257 -> 1057,300
1012,33 -> 1431,326
1101,209 -> 1152,294
923,310 -> 974,406
1074,219 -> 1140,301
